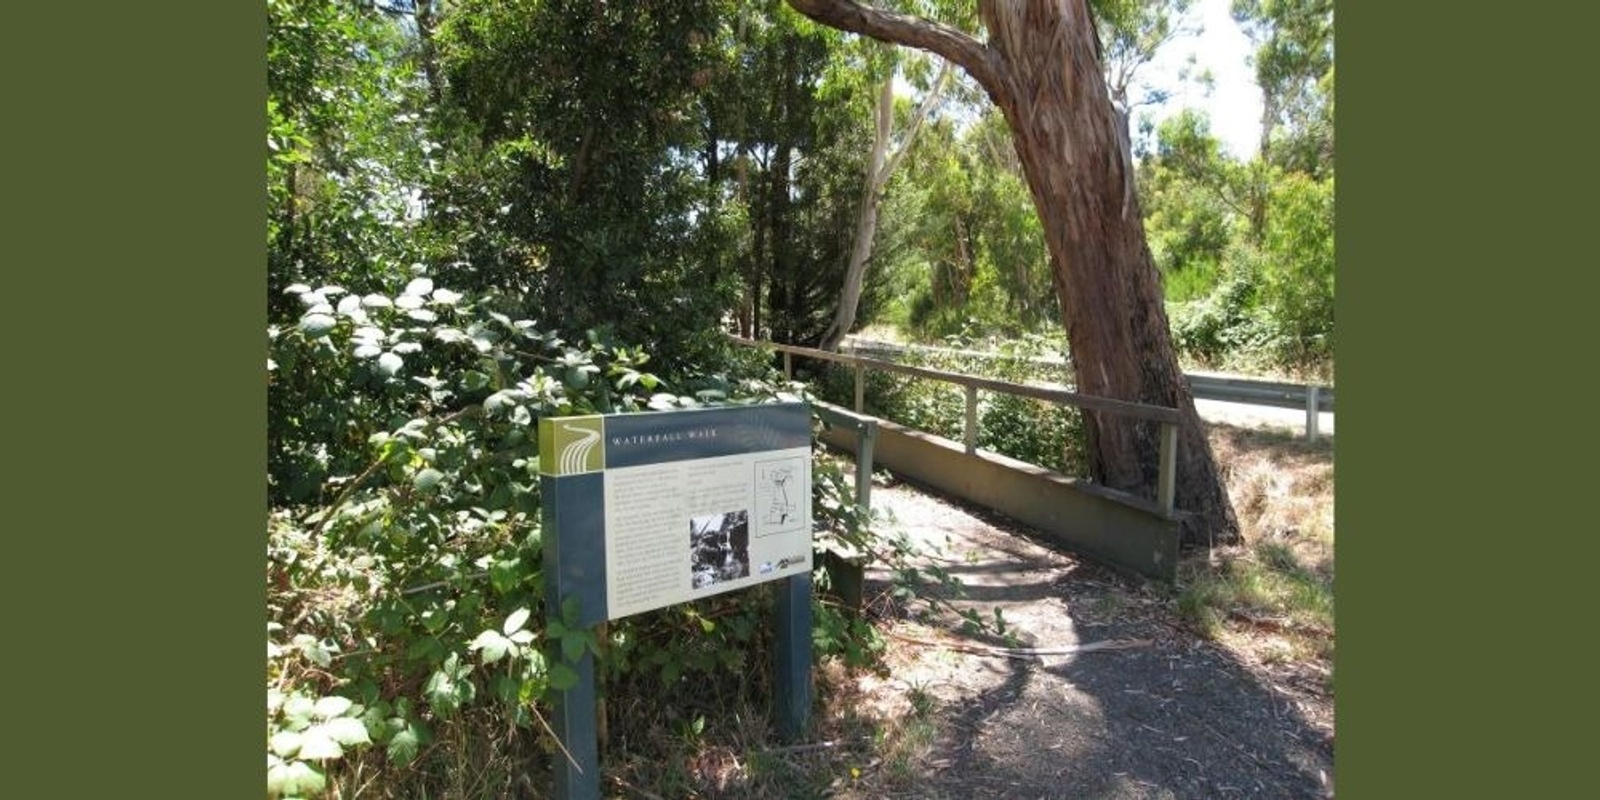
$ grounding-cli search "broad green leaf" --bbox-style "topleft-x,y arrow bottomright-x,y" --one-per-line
488,558 -> 520,594
549,661 -> 579,691
404,636 -> 444,663
395,294 -> 424,310
392,341 -> 422,354
503,607 -> 531,635
361,293 -> 393,309
298,313 -> 337,338
318,717 -> 371,747
386,725 -> 422,765
377,352 -> 403,376
561,631 -> 586,663
407,308 -> 439,323
509,629 -> 536,645
493,674 -> 521,704
482,639 -> 510,664
312,696 -> 353,719
282,695 -> 315,723
285,283 -> 312,295
431,288 -> 463,305
267,759 -> 325,796
353,344 -> 382,359
413,468 -> 444,492
298,638 -> 332,668
424,671 -> 456,710
336,294 -> 362,315
404,277 -> 435,297
269,730 -> 302,758
462,370 -> 491,392
297,730 -> 343,761
468,630 -> 510,664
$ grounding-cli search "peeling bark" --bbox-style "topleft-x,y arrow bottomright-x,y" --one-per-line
786,0 -> 1239,545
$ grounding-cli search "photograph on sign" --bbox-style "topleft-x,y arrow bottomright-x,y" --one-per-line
690,509 -> 750,589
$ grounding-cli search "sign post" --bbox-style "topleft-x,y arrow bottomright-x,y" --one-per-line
538,403 -> 815,798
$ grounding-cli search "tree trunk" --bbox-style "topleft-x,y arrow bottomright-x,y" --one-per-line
819,55 -> 950,351
819,75 -> 894,352
785,0 -> 1239,545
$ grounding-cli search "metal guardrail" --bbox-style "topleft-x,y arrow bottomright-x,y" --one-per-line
843,337 -> 1333,441
1185,373 -> 1333,440
731,336 -> 1183,515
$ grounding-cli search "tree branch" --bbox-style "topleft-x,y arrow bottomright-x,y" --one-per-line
784,0 -> 1003,95
882,57 -> 953,181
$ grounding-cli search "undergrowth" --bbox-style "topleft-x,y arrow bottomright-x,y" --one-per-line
1177,425 -> 1335,674
266,282 -> 1003,798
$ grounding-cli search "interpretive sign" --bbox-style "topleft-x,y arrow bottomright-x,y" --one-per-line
538,402 -> 813,624
536,402 -> 815,800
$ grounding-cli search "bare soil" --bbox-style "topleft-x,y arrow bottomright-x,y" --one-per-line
826,451 -> 1335,798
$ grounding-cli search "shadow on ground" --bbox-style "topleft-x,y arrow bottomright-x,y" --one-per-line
852,477 -> 1334,799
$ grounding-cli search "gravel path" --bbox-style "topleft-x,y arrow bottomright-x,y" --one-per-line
837,478 -> 1335,799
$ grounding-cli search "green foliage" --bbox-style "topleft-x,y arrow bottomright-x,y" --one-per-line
433,0 -> 741,363
1139,103 -> 1333,374
1258,172 -> 1334,367
808,332 -> 1085,476
890,108 -> 1056,340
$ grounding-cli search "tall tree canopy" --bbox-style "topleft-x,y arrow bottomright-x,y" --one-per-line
784,0 -> 1238,544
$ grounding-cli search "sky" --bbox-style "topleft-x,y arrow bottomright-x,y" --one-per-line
1136,0 -> 1264,160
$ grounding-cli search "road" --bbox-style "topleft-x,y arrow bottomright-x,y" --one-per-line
1194,397 -> 1335,438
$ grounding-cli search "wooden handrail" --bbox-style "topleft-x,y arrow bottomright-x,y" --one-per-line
731,336 -> 1183,425
732,336 -> 1183,515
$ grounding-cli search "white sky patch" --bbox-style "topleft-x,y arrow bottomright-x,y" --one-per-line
1137,0 -> 1263,160
893,0 -> 1263,160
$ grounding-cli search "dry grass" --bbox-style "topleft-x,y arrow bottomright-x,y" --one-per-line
1178,423 -> 1336,713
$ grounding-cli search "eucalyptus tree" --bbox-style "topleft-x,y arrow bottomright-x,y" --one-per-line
817,44 -> 953,351
785,0 -> 1238,544
1232,0 -> 1334,175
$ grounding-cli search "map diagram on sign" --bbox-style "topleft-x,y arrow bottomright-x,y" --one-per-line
755,456 -> 805,536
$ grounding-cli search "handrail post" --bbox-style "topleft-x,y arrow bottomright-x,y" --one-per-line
783,351 -> 792,381
853,362 -> 865,413
963,385 -> 978,454
1157,422 -> 1178,516
856,419 -> 877,510
1306,385 -> 1320,442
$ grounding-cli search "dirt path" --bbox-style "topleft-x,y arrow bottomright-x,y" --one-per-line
834,479 -> 1335,799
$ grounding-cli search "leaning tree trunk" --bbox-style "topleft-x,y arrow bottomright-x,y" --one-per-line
786,0 -> 1239,545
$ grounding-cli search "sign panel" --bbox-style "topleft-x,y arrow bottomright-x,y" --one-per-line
539,403 -> 813,623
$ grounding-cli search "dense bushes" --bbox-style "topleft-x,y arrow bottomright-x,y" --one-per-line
267,275 -> 960,796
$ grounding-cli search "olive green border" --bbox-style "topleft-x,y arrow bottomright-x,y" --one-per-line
1337,2 -> 1590,795
5,2 -> 262,795
11,0 -> 1583,795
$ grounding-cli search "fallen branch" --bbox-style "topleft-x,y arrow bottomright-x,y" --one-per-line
1226,609 -> 1333,638
889,630 -> 1153,659
760,738 -> 851,755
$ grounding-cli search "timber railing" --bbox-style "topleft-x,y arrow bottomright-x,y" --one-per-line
731,337 -> 1185,516
842,336 -> 1334,441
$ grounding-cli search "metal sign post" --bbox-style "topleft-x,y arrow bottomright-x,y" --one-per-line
538,403 -> 815,798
